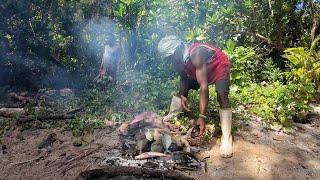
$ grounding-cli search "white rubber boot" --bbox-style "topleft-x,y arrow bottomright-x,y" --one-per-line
219,108 -> 233,158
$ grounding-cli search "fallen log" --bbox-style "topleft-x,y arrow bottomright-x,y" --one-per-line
77,166 -> 194,180
16,108 -> 84,123
18,113 -> 76,123
9,92 -> 30,103
0,108 -> 26,117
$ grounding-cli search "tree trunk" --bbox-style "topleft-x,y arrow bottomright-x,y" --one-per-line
310,0 -> 319,41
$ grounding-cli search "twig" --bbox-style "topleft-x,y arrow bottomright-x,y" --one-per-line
9,155 -> 43,166
65,149 -> 97,165
62,162 -> 81,176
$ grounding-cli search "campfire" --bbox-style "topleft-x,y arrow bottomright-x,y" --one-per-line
78,97 -> 210,179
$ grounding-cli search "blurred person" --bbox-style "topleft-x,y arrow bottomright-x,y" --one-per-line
95,39 -> 120,84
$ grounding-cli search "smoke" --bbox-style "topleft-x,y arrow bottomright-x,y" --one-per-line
76,17 -> 117,58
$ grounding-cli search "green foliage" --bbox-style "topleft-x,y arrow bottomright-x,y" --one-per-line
229,46 -> 282,86
231,81 -> 315,127
68,114 -> 104,136
1,0 -> 319,134
283,36 -> 320,86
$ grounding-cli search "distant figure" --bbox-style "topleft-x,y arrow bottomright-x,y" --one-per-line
95,39 -> 120,84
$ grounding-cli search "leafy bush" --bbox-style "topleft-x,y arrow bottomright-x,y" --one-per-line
228,45 -> 282,86
283,36 -> 320,88
231,81 -> 315,128
67,114 -> 104,136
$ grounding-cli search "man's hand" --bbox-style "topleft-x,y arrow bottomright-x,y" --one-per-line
180,95 -> 190,112
196,117 -> 206,136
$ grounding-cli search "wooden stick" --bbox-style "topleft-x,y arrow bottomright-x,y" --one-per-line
9,155 -> 43,166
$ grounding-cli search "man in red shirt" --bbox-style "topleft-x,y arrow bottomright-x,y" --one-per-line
158,36 -> 232,158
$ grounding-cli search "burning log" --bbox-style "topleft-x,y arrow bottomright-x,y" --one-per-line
103,151 -> 201,171
77,166 -> 195,180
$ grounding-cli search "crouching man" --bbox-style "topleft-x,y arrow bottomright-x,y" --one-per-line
158,36 -> 233,158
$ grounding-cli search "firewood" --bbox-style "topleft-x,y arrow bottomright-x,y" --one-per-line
77,166 -> 195,180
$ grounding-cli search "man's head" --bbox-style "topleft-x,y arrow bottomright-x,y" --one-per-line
157,35 -> 188,64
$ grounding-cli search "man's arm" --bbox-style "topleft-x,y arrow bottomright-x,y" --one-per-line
179,76 -> 191,111
191,50 -> 209,116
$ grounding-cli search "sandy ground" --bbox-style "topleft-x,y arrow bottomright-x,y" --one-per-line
0,117 -> 319,180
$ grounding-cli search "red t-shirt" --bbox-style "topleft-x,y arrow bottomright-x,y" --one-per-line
184,43 -> 231,84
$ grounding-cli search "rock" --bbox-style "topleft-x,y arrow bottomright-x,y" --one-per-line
271,145 -> 280,153
38,133 -> 57,149
118,122 -> 130,135
310,104 -> 320,115
272,134 -> 286,141
19,91 -> 28,97
2,145 -> 7,154
145,129 -> 153,141
194,150 -> 211,161
151,141 -> 163,153
59,88 -> 73,96
16,132 -> 25,141
152,129 -> 162,142
251,129 -> 263,138
104,120 -> 115,127
73,139 -> 82,147
161,134 -> 172,153
172,135 -> 183,148
168,143 -> 181,152
82,134 -> 94,144
45,89 -> 57,96
135,139 -> 149,154
181,138 -> 191,152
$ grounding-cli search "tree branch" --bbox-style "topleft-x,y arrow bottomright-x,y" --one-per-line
228,31 -> 275,46
268,0 -> 274,17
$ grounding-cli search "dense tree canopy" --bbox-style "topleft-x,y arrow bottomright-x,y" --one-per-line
0,0 -> 319,128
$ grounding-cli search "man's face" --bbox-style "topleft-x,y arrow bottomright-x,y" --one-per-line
166,49 -> 183,72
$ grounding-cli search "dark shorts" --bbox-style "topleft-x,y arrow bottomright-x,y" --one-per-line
215,79 -> 230,93
180,74 -> 230,94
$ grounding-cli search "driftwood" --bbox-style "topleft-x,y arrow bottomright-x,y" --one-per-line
77,166 -> 194,180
